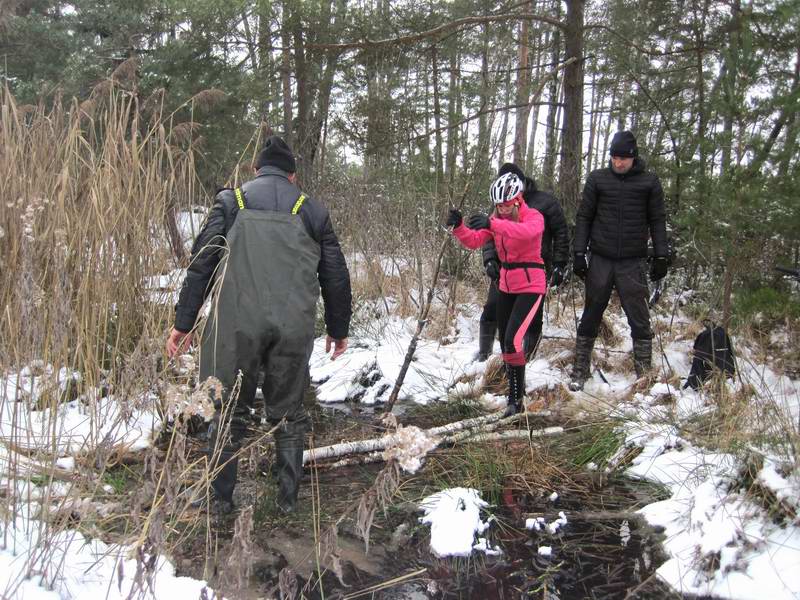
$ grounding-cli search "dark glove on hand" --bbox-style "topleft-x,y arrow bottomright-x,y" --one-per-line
485,260 -> 500,281
650,256 -> 668,281
549,263 -> 566,287
446,208 -> 462,228
573,253 -> 588,280
468,213 -> 490,230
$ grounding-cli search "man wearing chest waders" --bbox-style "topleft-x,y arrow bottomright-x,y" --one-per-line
166,136 -> 352,513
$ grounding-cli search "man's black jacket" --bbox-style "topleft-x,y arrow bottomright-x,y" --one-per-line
574,158 -> 668,259
174,166 -> 352,339
481,177 -> 570,271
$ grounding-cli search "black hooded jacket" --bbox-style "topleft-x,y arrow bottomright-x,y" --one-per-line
481,176 -> 570,271
574,158 -> 667,260
174,166 -> 352,339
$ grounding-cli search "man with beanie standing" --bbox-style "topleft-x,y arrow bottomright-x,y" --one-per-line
476,162 -> 569,361
166,135 -> 352,512
569,130 -> 668,391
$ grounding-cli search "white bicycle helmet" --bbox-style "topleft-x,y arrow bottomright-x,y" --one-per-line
490,172 -> 524,205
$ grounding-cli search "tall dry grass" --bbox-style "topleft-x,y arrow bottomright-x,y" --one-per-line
0,85 -> 228,596
0,85 -> 201,379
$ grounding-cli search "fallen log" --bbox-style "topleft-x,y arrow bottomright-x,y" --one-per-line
304,411 -> 561,468
447,426 -> 564,444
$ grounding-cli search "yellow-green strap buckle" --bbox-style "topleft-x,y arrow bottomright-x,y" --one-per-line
234,187 -> 245,210
291,194 -> 306,215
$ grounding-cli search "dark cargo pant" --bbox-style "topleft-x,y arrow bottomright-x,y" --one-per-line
576,253 -> 652,340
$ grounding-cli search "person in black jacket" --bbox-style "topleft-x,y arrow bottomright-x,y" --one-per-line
569,131 -> 668,391
166,135 -> 352,512
477,163 -> 569,361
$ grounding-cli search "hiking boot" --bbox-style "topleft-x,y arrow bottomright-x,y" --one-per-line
633,338 -> 653,378
568,336 -> 596,391
503,364 -> 526,417
477,322 -> 496,362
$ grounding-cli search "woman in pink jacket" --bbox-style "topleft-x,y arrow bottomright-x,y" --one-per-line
446,172 -> 546,416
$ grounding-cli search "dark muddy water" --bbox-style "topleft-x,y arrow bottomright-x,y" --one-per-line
174,400 -> 685,599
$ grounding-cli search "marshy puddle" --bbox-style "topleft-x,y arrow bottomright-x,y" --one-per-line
173,399 -> 682,599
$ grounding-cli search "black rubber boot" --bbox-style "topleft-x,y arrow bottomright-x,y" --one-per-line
274,426 -> 305,514
633,338 -> 653,378
503,364 -> 526,417
568,336 -> 596,392
193,415 -> 237,513
477,321 -> 496,362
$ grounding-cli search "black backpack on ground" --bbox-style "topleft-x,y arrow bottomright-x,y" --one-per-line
684,323 -> 736,390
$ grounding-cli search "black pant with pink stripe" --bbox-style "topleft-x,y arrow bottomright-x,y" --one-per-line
497,290 -> 543,366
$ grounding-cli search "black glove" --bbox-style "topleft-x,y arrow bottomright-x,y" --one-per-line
573,253 -> 588,280
446,208 -> 462,228
485,260 -> 500,281
549,263 -> 566,287
650,256 -> 668,281
468,213 -> 490,230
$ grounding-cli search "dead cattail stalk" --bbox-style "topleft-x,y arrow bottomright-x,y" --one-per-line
355,459 -> 401,552
190,89 -> 226,112
223,505 -> 254,592
110,57 -> 138,87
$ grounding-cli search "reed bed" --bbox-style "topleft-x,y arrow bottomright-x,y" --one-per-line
0,85 -> 221,597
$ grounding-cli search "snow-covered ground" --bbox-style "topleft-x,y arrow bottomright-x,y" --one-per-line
308,278 -> 800,599
2,234 -> 799,598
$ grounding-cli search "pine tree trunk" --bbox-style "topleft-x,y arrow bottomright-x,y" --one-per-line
432,46 -> 444,196
280,1 -> 293,141
498,67 -> 511,169
542,14 -> 561,189
513,11 -> 531,165
720,0 -> 741,178
476,24 -> 491,170
557,0 -> 584,218
446,49 -> 459,197
585,66 -> 598,175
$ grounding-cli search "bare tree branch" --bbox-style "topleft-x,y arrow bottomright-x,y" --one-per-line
305,13 -> 567,51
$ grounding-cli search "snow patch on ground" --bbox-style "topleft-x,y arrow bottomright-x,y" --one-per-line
0,366 -> 211,600
0,514 -> 213,600
418,488 -> 500,557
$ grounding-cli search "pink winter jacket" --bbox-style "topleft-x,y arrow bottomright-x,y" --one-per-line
452,203 -> 546,294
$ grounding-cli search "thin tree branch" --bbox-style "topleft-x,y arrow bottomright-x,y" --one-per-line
584,24 -> 715,56
305,13 -> 567,51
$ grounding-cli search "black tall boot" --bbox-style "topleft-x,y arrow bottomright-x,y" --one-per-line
633,338 -> 653,378
503,364 -> 526,417
200,414 -> 238,512
568,336 -> 596,392
274,426 -> 305,513
477,321 -> 496,362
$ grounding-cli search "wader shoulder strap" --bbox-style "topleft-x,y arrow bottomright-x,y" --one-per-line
291,194 -> 306,215
234,187 -> 246,210
234,188 -> 305,214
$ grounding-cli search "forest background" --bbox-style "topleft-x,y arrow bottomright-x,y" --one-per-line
2,0 -> 799,325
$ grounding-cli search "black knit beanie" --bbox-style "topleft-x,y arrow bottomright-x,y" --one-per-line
498,162 -> 536,193
498,162 -> 525,180
255,135 -> 296,172
609,131 -> 638,158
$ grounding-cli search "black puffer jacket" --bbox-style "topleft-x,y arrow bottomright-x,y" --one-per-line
174,166 -> 352,338
481,177 -> 570,271
574,158 -> 667,259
